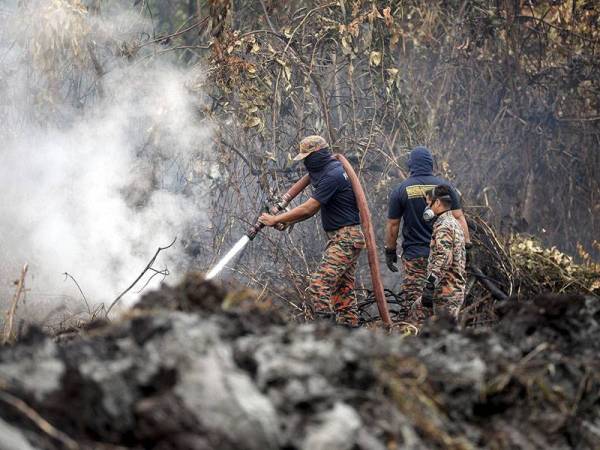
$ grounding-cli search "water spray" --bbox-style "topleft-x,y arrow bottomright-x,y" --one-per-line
205,157 -> 391,325
205,175 -> 311,280
205,235 -> 251,280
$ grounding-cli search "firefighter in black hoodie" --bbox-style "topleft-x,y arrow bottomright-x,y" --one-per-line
384,147 -> 470,318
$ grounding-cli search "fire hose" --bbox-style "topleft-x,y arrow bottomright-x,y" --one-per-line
245,154 -> 392,326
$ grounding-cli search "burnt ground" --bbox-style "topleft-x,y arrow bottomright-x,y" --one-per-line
0,273 -> 599,450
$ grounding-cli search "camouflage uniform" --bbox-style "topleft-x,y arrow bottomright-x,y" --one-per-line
401,256 -> 428,307
410,211 -> 466,325
428,211 -> 466,315
307,225 -> 365,326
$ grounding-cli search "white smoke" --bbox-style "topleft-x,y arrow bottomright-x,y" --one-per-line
0,0 -> 212,321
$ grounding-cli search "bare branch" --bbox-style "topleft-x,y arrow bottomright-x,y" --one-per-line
63,272 -> 91,315
3,264 -> 28,345
106,238 -> 177,316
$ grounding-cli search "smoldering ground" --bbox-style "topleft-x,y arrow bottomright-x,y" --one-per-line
1,275 -> 599,449
0,0 -> 213,325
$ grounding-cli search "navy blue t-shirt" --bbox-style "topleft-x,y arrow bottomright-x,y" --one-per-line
388,176 -> 461,259
311,160 -> 360,232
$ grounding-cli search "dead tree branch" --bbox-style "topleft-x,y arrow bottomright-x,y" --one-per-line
135,267 -> 170,294
106,237 -> 177,316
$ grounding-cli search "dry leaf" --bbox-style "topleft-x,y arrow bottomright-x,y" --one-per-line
341,36 -> 352,55
348,18 -> 361,37
243,116 -> 262,128
390,29 -> 400,49
369,51 -> 382,66
383,7 -> 393,27
368,4 -> 383,22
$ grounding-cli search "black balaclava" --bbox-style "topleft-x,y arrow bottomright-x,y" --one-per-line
303,147 -> 334,177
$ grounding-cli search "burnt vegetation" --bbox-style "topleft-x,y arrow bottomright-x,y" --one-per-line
1,0 -> 600,449
1,277 -> 599,449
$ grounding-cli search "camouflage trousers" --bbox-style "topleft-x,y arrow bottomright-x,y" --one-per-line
433,281 -> 466,320
401,257 -> 431,327
307,225 -> 365,326
409,293 -> 464,328
402,258 -> 465,328
401,256 -> 428,307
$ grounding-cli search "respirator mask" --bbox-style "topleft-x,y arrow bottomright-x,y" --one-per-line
422,206 -> 436,222
422,194 -> 452,222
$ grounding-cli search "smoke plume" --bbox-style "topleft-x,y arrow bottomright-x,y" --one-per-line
0,0 -> 212,321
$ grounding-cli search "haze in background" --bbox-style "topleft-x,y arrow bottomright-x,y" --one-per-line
0,0 -> 212,321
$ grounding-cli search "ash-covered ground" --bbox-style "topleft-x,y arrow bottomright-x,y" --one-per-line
0,274 -> 599,450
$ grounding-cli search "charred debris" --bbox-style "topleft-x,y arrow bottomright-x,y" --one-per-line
0,243 -> 599,449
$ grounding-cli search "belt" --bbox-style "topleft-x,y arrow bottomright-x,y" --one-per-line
325,224 -> 362,239
326,224 -> 361,233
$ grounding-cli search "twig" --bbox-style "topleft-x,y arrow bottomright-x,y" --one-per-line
86,42 -> 104,98
135,267 -> 169,294
470,264 -> 508,300
138,15 -> 209,48
0,390 -> 79,450
239,29 -> 336,143
557,115 -> 600,122
63,272 -> 91,315
106,238 -> 177,316
91,303 -> 107,321
228,266 -> 304,312
258,0 -> 277,33
3,264 -> 28,345
515,15 -> 599,45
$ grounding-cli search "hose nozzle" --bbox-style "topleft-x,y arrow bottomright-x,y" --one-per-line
244,175 -> 311,241
246,222 -> 264,241
246,198 -> 288,240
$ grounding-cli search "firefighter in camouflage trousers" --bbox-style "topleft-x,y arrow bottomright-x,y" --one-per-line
410,185 -> 467,326
384,147 -> 470,323
259,136 -> 364,326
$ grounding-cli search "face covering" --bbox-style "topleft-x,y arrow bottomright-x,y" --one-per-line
423,195 -> 452,222
423,204 -> 436,222
303,148 -> 334,173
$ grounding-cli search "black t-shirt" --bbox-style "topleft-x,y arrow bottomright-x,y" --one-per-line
388,175 -> 461,259
311,160 -> 360,232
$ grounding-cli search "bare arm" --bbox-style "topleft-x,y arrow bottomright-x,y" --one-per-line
452,209 -> 471,244
385,218 -> 401,249
259,198 -> 321,226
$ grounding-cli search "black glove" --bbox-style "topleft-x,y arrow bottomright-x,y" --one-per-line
421,281 -> 435,308
385,247 -> 398,272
